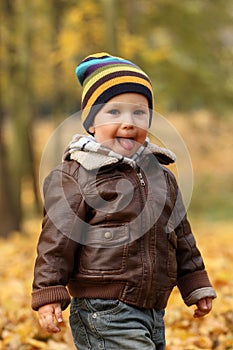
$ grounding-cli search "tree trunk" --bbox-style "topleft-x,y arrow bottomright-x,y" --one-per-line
101,0 -> 118,54
0,0 -> 40,236
0,108 -> 19,236
0,0 -> 20,236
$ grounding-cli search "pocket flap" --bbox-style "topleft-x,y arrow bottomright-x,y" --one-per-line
83,224 -> 130,247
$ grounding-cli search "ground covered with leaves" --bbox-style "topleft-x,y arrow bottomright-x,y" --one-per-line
0,218 -> 232,350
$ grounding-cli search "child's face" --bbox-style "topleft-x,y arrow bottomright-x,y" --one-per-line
89,93 -> 150,157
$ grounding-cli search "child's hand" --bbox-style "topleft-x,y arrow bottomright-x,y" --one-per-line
38,303 -> 63,333
193,297 -> 213,318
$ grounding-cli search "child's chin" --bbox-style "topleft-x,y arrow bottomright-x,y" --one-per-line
116,147 -> 136,157
107,142 -> 137,157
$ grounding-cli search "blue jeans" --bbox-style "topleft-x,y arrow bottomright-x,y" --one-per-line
69,298 -> 165,350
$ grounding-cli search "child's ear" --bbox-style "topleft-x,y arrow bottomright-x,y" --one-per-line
88,125 -> 95,134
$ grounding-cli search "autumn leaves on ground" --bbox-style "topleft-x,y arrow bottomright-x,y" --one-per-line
0,114 -> 232,350
1,221 -> 232,350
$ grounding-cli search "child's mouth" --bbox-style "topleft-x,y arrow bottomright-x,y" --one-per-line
117,137 -> 135,151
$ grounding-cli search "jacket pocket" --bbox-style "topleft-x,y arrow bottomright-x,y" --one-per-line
78,224 -> 129,274
167,230 -> 177,278
81,224 -> 130,247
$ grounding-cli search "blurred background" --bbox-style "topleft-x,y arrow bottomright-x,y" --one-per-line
0,1 -> 232,349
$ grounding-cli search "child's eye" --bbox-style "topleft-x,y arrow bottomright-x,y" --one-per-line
134,109 -> 147,116
108,109 -> 120,115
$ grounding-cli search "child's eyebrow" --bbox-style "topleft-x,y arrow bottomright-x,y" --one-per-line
106,103 -> 121,108
107,102 -> 148,108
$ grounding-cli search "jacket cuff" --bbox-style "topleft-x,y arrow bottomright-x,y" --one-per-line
184,287 -> 217,306
177,270 -> 215,302
31,285 -> 71,311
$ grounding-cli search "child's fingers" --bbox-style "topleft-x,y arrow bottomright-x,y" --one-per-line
205,297 -> 213,310
193,297 -> 213,318
193,308 -> 207,318
39,311 -> 60,333
38,304 -> 62,333
197,298 -> 208,310
199,297 -> 212,312
54,304 -> 63,323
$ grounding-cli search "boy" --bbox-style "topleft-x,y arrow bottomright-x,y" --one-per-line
32,53 -> 216,349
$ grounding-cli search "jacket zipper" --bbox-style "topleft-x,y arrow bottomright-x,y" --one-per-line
137,170 -> 146,187
136,167 -> 153,307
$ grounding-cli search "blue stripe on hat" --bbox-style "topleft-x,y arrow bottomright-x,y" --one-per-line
76,56 -> 135,85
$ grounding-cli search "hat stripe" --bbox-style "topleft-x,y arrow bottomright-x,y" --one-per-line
82,64 -> 150,97
84,61 -> 136,81
82,75 -> 153,113
76,57 -> 136,85
82,70 -> 153,110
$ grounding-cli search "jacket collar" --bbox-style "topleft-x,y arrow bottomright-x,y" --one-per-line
63,134 -> 176,170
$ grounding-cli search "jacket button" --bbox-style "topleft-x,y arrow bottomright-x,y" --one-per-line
104,231 -> 112,239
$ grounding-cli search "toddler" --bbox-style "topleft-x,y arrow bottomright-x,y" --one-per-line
32,53 -> 216,349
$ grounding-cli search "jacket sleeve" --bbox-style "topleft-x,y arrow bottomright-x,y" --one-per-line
31,162 -> 86,311
175,214 -> 216,305
167,172 -> 217,306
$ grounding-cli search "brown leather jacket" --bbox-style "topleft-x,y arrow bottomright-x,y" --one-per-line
32,138 -> 216,311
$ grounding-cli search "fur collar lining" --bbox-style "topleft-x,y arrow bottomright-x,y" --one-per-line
63,134 -> 176,170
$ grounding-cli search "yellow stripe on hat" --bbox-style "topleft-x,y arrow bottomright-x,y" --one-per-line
83,75 -> 153,113
83,52 -> 111,60
82,65 -> 150,98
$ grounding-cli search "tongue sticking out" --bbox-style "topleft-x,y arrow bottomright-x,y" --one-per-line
118,138 -> 135,150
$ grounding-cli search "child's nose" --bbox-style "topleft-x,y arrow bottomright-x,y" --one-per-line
121,113 -> 135,127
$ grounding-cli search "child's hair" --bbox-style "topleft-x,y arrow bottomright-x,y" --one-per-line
76,52 -> 154,132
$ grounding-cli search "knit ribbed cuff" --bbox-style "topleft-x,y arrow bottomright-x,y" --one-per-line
184,287 -> 217,306
31,285 -> 71,311
177,270 -> 214,301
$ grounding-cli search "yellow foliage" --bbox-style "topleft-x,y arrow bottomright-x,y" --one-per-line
0,220 -> 232,349
165,221 -> 233,349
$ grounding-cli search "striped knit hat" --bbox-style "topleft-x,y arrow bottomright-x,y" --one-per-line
76,52 -> 154,132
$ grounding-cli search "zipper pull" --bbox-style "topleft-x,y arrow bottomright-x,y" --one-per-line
137,171 -> 146,187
